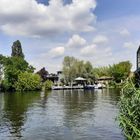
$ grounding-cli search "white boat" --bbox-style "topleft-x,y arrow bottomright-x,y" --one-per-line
52,86 -> 63,90
52,85 -> 84,90
94,83 -> 102,89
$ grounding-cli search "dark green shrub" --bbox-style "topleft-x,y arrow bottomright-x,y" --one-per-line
14,72 -> 41,91
1,79 -> 12,91
43,80 -> 53,90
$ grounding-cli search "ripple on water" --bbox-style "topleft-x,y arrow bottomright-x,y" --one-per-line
0,89 -> 125,140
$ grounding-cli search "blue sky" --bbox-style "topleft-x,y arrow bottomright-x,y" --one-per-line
95,0 -> 140,20
0,0 -> 139,72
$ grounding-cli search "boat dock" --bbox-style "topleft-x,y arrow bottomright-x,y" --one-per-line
52,84 -> 103,90
52,86 -> 84,90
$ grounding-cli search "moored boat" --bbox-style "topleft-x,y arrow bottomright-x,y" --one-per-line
84,85 -> 94,90
94,83 -> 103,89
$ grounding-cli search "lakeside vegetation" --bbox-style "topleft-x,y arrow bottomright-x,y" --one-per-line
0,40 -> 139,139
118,80 -> 140,139
0,40 -> 132,91
62,56 -> 132,87
0,40 -> 44,91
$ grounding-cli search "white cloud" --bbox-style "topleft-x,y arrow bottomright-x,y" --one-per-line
120,28 -> 130,37
49,46 -> 65,58
67,34 -> 86,48
123,42 -> 135,49
80,44 -> 97,56
93,35 -> 108,45
0,0 -> 96,37
104,47 -> 112,55
2,3 -> 139,73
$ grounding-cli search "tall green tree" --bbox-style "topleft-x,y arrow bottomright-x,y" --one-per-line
1,40 -> 35,90
75,60 -> 85,77
62,56 -> 94,84
2,57 -> 33,90
63,56 -> 77,84
11,40 -> 24,58
84,61 -> 94,82
109,61 -> 132,83
92,66 -> 110,78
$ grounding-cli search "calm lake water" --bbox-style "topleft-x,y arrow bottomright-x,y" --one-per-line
0,89 -> 125,140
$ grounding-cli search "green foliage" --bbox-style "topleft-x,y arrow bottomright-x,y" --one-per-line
83,61 -> 94,82
92,66 -> 110,78
2,57 -> 34,90
62,56 -> 132,86
14,72 -> 41,91
0,55 -> 6,82
2,57 -> 27,90
92,61 -> 132,83
62,56 -> 94,84
43,80 -> 53,90
109,61 -> 132,83
1,79 -> 11,91
63,56 -> 77,83
118,80 -> 140,139
0,54 -> 5,64
0,40 -> 39,91
37,67 -> 48,82
11,40 -> 24,58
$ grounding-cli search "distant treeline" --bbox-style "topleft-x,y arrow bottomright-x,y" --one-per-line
0,40 -> 132,91
62,56 -> 132,86
0,40 -> 53,91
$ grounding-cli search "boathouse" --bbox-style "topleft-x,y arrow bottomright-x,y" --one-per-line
97,76 -> 113,85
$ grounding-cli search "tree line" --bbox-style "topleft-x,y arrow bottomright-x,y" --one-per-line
62,56 -> 132,86
0,40 -> 132,91
0,40 -> 42,91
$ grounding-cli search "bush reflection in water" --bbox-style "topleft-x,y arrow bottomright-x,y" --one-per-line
0,89 -> 124,140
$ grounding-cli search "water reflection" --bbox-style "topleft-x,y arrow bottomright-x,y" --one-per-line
60,90 -> 96,120
0,91 -> 45,139
0,89 -> 124,140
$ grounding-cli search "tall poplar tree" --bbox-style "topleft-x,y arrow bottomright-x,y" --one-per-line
11,40 -> 24,58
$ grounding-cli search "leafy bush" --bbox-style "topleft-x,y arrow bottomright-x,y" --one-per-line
43,80 -> 53,90
109,61 -> 132,83
1,79 -> 12,91
118,80 -> 140,139
1,56 -> 35,90
14,72 -> 41,91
